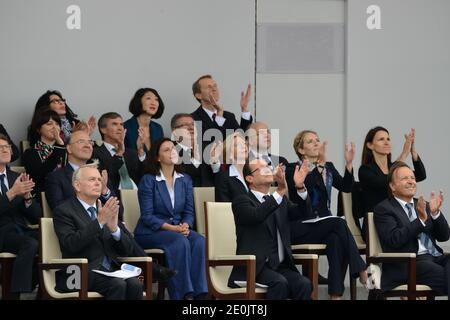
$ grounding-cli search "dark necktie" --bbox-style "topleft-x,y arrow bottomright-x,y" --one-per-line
0,174 -> 8,195
405,203 -> 441,257
212,113 -> 217,122
87,206 -> 112,270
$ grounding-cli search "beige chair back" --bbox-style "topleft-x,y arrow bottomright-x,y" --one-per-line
193,187 -> 215,236
341,192 -> 365,247
40,218 -> 61,263
120,189 -> 140,234
20,140 -> 30,154
9,166 -> 26,173
367,212 -> 383,257
41,192 -> 53,218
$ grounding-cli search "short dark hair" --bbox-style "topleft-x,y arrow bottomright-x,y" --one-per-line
143,137 -> 182,175
30,107 -> 61,140
97,112 -> 122,140
387,161 -> 411,197
192,74 -> 212,103
0,133 -> 9,144
128,88 -> 165,119
170,113 -> 193,130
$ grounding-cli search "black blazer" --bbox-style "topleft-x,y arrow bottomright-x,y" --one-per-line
214,166 -> 248,202
22,145 -> 66,201
0,169 -> 42,250
177,147 -> 215,187
374,197 -> 450,291
358,157 -> 426,213
45,165 -> 124,221
92,144 -> 143,193
53,197 -> 135,272
191,106 -> 252,151
0,124 -> 20,163
228,191 -> 312,286
286,161 -> 353,218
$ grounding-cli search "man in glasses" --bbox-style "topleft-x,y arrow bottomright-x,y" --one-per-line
228,158 -> 314,300
0,134 -> 41,299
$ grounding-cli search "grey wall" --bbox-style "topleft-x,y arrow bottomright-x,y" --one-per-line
347,0 -> 450,228
0,0 -> 255,148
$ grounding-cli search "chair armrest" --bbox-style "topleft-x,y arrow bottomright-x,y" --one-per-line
118,257 -> 152,263
213,254 -> 256,261
376,253 -> 416,258
49,258 -> 88,264
292,254 -> 319,260
292,254 -> 319,300
27,224 -> 39,230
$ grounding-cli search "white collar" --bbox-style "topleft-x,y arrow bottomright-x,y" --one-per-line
250,189 -> 269,203
155,170 -> 183,182
202,106 -> 217,119
395,197 -> 414,209
77,197 -> 97,211
103,142 -> 117,154
229,165 -> 249,192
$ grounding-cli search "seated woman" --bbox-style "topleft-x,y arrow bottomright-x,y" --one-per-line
358,127 -> 426,225
0,123 -> 20,162
214,132 -> 249,202
28,90 -> 95,145
124,88 -> 165,153
22,108 -> 66,203
286,130 -> 368,300
134,138 -> 207,300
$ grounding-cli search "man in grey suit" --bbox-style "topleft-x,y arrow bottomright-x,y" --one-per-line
374,161 -> 450,297
53,164 -> 143,299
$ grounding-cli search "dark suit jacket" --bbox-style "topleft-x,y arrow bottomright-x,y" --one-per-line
228,191 -> 312,286
45,164 -> 123,221
123,116 -> 164,152
176,147 -> 215,187
359,157 -> 426,213
214,166 -> 249,202
374,197 -> 450,291
22,145 -> 66,201
0,124 -> 20,163
134,173 -> 194,236
0,169 -> 41,250
53,197 -> 135,272
191,106 -> 252,151
248,152 -> 289,168
286,161 -> 353,218
92,144 -> 143,193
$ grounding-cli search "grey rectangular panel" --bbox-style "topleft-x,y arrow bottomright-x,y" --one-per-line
257,23 -> 344,74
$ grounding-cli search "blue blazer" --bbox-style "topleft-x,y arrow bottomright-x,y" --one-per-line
123,116 -> 164,151
134,173 -> 194,236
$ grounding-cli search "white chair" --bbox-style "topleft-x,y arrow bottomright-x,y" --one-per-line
41,192 -> 52,218
9,166 -> 25,173
193,187 -> 215,236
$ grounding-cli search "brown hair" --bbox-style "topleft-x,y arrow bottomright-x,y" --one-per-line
361,126 -> 392,166
292,130 -> 317,160
387,161 -> 411,197
192,74 -> 212,103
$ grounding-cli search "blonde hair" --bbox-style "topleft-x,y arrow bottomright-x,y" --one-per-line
223,131 -> 247,165
292,130 -> 317,160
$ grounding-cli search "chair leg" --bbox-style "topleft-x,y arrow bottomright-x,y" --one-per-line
156,282 -> 166,300
1,259 -> 14,300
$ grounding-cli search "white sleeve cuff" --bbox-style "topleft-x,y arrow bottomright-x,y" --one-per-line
297,189 -> 308,200
241,111 -> 251,120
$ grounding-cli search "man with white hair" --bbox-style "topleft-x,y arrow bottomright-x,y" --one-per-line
53,164 -> 143,299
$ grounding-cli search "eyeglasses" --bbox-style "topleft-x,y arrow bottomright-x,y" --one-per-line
71,139 -> 95,146
49,98 -> 66,104
247,165 -> 273,176
175,123 -> 195,129
0,144 -> 12,151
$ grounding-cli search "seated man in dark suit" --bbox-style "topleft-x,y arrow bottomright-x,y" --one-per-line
46,130 -> 175,282
191,74 -> 253,152
0,124 -> 20,162
53,164 -> 142,299
171,113 -> 221,187
247,121 -> 289,169
93,112 -> 144,193
0,134 -> 41,298
228,158 -> 312,300
374,161 -> 450,297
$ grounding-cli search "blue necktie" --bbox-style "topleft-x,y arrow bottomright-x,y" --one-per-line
0,174 -> 8,195
87,206 -> 112,270
405,203 -> 441,257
